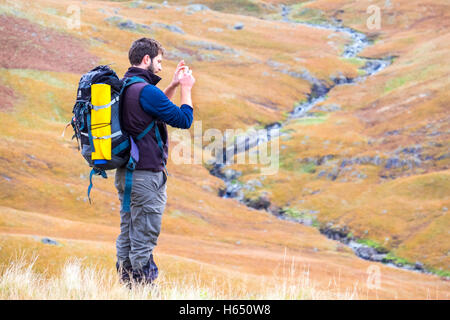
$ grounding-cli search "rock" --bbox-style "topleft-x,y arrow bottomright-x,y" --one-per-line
224,169 -> 241,180
332,74 -> 353,85
151,22 -> 185,34
318,154 -> 334,165
403,264 -> 416,271
186,4 -> 210,12
104,16 -> 152,32
233,22 -> 244,30
41,238 -> 59,246
184,40 -> 236,54
129,0 -> 143,8
327,167 -> 339,181
315,104 -> 341,112
340,159 -> 351,168
385,130 -> 400,136
165,49 -> 192,62
437,153 -> 450,161
401,146 -> 422,155
385,157 -> 402,169
415,262 -> 424,270
371,254 -> 386,262
244,195 -> 271,210
268,204 -> 281,215
223,183 -> 241,198
311,81 -> 331,98
118,19 -> 137,30
355,246 -> 378,260
246,179 -> 262,188
197,53 -> 220,61
318,170 -> 327,178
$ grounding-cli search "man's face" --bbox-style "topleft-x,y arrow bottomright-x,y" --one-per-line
148,53 -> 163,74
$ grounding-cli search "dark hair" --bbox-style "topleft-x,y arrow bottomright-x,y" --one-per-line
128,38 -> 165,66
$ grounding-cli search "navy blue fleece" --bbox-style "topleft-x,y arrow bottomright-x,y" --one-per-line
139,85 -> 193,129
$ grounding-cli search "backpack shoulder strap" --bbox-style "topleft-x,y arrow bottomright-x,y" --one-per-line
120,76 -> 148,95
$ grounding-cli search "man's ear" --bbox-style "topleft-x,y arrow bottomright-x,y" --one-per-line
143,54 -> 151,66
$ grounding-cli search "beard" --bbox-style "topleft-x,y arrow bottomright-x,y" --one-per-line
147,62 -> 155,74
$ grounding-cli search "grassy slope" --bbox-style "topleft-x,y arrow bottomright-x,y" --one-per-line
0,0 -> 448,298
229,0 -> 449,273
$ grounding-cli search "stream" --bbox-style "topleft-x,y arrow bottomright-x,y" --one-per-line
206,13 -> 434,275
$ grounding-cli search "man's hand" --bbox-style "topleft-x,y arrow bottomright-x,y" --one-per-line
179,68 -> 195,108
164,60 -> 187,99
170,60 -> 187,87
179,69 -> 195,89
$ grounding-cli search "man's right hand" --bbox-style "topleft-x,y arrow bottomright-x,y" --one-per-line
179,69 -> 195,107
179,69 -> 195,89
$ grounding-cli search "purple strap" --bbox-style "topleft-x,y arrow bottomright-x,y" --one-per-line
130,136 -> 139,163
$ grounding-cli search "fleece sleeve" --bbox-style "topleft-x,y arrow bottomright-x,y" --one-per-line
139,84 -> 193,129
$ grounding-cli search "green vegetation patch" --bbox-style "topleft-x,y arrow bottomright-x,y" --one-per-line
210,0 -> 262,16
300,162 -> 316,174
430,267 -> 450,278
341,57 -> 366,68
294,113 -> 328,126
356,238 -> 388,253
383,65 -> 435,94
281,207 -> 319,226
290,5 -> 327,25
384,252 -> 412,266
6,69 -> 68,89
384,76 -> 408,93
279,150 -> 297,171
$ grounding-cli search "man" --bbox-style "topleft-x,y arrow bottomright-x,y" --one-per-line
115,38 -> 195,285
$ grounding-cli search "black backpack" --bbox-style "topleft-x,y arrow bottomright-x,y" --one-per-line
70,65 -> 155,211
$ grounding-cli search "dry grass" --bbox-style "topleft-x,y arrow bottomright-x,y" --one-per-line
0,253 -> 362,300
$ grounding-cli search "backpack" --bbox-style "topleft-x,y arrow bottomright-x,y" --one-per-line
70,65 -> 165,212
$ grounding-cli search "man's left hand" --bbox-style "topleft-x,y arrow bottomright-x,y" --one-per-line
171,60 -> 187,87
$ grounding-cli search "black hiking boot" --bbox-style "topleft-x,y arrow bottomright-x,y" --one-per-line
116,260 -> 133,288
132,254 -> 159,286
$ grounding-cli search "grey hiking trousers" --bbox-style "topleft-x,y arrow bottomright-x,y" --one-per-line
114,167 -> 167,271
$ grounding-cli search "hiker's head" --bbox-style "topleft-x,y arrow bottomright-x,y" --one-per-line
129,38 -> 165,74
